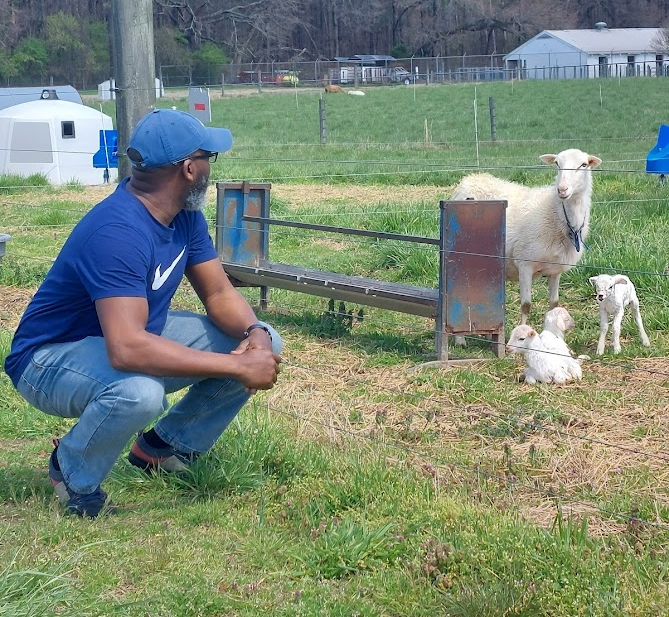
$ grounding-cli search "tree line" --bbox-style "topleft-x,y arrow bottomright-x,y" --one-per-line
1,0 -> 668,89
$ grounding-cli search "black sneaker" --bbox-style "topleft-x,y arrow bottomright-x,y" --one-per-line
49,441 -> 115,518
128,432 -> 198,473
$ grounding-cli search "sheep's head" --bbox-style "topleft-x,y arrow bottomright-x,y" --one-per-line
539,149 -> 602,200
589,274 -> 628,302
543,307 -> 575,336
506,324 -> 537,354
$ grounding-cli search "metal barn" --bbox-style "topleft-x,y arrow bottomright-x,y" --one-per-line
504,24 -> 666,80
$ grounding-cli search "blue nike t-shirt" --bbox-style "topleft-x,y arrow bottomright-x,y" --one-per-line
4,178 -> 218,387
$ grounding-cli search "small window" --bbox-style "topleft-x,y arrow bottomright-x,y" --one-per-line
61,121 -> 75,139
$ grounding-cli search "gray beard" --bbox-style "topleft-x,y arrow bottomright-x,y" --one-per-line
183,175 -> 209,211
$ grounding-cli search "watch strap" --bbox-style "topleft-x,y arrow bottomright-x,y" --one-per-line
243,323 -> 272,340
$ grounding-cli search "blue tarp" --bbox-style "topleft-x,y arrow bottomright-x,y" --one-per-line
92,130 -> 118,171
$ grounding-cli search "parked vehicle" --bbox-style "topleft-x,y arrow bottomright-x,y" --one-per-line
386,66 -> 415,84
274,70 -> 299,86
237,70 -> 299,86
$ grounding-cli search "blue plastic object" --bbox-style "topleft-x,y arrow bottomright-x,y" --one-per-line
92,129 -> 118,169
646,124 -> 669,174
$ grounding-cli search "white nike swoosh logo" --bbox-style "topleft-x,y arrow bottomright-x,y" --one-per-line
152,245 -> 186,290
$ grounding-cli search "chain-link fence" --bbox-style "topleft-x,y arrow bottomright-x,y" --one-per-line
5,51 -> 668,93
157,52 -> 669,90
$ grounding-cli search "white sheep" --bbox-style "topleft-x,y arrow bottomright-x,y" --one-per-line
589,274 -> 651,355
451,149 -> 602,346
506,324 -> 572,384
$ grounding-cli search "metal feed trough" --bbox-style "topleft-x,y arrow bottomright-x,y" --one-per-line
215,181 -> 507,362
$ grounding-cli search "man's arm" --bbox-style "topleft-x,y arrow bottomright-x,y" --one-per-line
95,293 -> 279,390
185,258 -> 273,351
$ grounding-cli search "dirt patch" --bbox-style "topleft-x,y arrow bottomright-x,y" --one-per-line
273,184 -> 448,209
0,286 -> 35,331
268,336 -> 669,535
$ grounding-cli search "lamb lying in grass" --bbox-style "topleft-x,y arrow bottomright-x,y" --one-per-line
506,323 -> 581,384
589,273 -> 651,355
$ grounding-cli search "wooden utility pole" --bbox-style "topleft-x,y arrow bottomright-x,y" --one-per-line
110,0 -> 156,179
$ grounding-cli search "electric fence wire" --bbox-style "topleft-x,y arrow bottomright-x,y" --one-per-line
4,248 -> 669,385
3,193 -> 669,222
4,254 -> 669,512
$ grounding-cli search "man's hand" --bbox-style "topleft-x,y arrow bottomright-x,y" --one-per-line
233,327 -> 273,353
230,347 -> 282,392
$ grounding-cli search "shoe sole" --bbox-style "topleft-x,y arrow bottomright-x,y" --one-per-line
128,448 -> 190,473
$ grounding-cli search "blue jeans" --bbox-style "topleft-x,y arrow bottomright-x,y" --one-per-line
16,311 -> 282,495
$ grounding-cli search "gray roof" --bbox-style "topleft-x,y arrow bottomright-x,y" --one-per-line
0,85 -> 82,112
537,28 -> 662,55
333,54 -> 396,64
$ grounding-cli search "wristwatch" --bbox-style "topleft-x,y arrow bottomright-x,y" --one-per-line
243,323 -> 272,341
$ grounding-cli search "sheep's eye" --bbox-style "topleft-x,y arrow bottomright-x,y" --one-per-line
580,163 -> 587,168
518,337 -> 525,342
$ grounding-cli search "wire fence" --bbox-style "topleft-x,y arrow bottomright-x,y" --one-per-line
2,149 -> 668,534
4,48 -> 669,93
156,51 -> 669,90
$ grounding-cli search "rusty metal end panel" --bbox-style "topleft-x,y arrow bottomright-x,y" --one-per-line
216,182 -> 271,267
442,200 -> 506,335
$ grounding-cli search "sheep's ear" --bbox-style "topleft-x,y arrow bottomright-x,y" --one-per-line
614,276 -> 628,286
539,154 -> 557,165
556,315 -> 566,331
529,329 -> 536,337
588,276 -> 597,285
588,155 -> 602,168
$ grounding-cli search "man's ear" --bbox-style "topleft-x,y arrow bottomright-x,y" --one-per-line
178,158 -> 196,182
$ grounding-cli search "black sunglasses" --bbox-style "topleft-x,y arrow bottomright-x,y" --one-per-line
174,152 -> 218,165
189,152 -> 218,163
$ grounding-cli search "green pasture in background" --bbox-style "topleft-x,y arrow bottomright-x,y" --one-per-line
95,77 -> 669,185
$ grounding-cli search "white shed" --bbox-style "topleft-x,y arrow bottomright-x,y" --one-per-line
504,24 -> 665,80
0,99 -> 117,185
98,78 -> 164,101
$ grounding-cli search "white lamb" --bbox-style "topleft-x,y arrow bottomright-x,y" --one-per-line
589,274 -> 651,355
542,306 -> 575,340
539,308 -> 582,381
451,149 -> 602,346
506,324 -> 572,384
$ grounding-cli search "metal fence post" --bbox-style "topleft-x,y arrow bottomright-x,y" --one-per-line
489,96 -> 497,141
319,97 -> 327,144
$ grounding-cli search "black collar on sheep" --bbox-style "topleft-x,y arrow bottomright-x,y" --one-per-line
562,201 -> 589,252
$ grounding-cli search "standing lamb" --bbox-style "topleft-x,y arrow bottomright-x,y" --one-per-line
506,324 -> 572,384
451,149 -> 602,340
589,274 -> 651,355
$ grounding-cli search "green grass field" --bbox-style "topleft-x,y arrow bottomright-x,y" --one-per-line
2,78 -> 669,616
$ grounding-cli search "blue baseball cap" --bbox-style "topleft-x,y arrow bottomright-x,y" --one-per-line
127,108 -> 233,169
